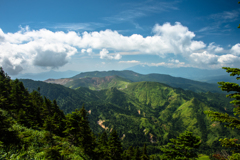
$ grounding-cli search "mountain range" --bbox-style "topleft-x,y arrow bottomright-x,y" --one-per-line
19,69 -> 240,155
44,70 -> 222,93
10,66 -> 240,85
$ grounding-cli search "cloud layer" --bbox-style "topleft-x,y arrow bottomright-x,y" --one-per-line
0,22 -> 239,75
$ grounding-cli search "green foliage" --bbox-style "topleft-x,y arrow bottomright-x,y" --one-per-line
20,72 -> 238,155
64,75 -> 131,90
142,143 -> 150,160
69,70 -> 222,93
0,109 -> 21,158
108,129 -> 123,160
205,67 -> 240,159
160,131 -> 201,159
0,67 -> 90,159
64,104 -> 96,159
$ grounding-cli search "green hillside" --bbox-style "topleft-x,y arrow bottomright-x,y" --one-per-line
64,75 -> 131,90
20,79 -> 101,113
70,70 -> 221,93
20,78 -> 238,156
2,68 -> 152,159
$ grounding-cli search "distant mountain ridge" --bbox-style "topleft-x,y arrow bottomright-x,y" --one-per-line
11,70 -> 80,81
44,70 -> 222,93
126,65 -> 226,79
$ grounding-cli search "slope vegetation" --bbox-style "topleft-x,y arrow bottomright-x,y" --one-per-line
20,78 -> 238,154
67,70 -> 222,93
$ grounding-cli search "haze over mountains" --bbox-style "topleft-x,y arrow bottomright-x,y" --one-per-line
11,70 -> 80,81
11,66 -> 239,85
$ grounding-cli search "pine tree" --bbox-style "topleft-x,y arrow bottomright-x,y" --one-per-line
205,67 -> 240,158
160,131 -> 201,160
0,67 -> 11,111
122,146 -> 134,160
108,129 -> 123,160
0,110 -> 21,159
134,146 -> 142,160
95,131 -> 111,160
64,104 -> 96,158
78,105 -> 96,158
141,143 -> 149,160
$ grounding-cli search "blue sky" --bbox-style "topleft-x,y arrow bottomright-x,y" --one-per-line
0,0 -> 240,75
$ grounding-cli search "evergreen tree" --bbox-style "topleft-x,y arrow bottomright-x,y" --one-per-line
123,146 -> 134,160
205,67 -> 240,158
141,143 -> 149,160
0,110 -> 21,159
95,131 -> 111,160
108,129 -> 123,160
134,146 -> 142,160
64,104 -> 96,159
160,131 -> 201,160
78,105 -> 96,158
0,67 -> 11,111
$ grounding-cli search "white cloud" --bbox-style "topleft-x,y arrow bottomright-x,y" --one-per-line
78,22 -> 206,56
81,49 -> 86,53
119,60 -> 140,63
0,22 -> 240,74
218,54 -> 240,63
81,48 -> 93,55
169,59 -> 180,63
207,42 -> 224,53
147,62 -> 186,67
190,51 -> 218,64
99,49 -> 122,60
119,60 -> 186,68
231,43 -> 240,56
0,57 -> 23,75
190,50 -> 240,67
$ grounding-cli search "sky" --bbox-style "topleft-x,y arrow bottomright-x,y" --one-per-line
1,0 -> 240,76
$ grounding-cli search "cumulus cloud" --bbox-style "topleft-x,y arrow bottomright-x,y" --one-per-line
218,54 -> 240,63
207,42 -> 224,53
0,29 -> 5,42
77,22 -> 206,56
190,51 -> 218,64
99,49 -> 122,60
231,43 -> 240,56
0,22 -> 240,74
0,57 -> 23,75
190,50 -> 240,68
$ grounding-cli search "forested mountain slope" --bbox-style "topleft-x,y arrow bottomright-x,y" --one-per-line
20,78 -> 238,155
2,68 -> 151,159
45,70 -> 222,93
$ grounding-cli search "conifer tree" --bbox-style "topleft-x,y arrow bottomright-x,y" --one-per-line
0,110 -> 21,158
0,67 -> 11,111
141,143 -> 149,160
134,146 -> 142,160
205,67 -> 240,158
78,105 -> 96,158
64,104 -> 96,159
108,129 -> 123,160
95,131 -> 110,160
123,146 -> 134,160
160,131 -> 201,159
